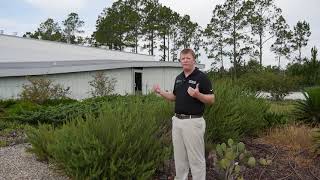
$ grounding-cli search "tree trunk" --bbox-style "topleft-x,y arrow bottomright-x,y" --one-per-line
232,1 -> 237,79
151,30 -> 154,56
173,35 -> 176,62
220,45 -> 224,68
299,46 -> 302,62
135,33 -> 138,53
168,34 -> 170,61
259,32 -> 263,67
163,34 -> 166,61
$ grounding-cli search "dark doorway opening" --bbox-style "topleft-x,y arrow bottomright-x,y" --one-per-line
134,72 -> 142,95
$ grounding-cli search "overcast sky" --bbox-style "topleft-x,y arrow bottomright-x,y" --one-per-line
1,0 -> 319,69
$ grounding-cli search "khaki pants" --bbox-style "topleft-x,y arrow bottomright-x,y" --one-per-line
172,116 -> 206,180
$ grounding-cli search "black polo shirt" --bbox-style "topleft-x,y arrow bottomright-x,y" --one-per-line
173,67 -> 213,115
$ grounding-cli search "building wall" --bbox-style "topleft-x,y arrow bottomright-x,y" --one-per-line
0,67 -> 182,99
142,67 -> 181,94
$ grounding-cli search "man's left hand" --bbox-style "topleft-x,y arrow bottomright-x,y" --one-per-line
187,84 -> 200,98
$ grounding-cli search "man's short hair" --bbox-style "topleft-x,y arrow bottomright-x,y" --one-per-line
180,48 -> 196,59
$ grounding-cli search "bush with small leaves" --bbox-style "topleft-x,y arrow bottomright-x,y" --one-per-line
20,76 -> 70,104
89,71 -> 117,97
26,95 -> 173,179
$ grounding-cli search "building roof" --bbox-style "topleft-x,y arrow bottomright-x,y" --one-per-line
0,59 -> 201,77
0,34 -> 154,62
0,34 -> 205,77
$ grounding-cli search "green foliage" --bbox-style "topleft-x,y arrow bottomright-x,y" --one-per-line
271,15 -> 292,64
177,15 -> 198,49
247,0 -> 281,66
291,20 -> 312,62
215,0 -> 252,78
203,4 -> 228,69
264,100 -> 296,126
294,87 -> 320,124
25,124 -> 55,161
20,76 -> 70,104
0,99 -> 18,110
47,119 -> 106,179
0,120 -> 25,134
27,95 -> 172,179
0,120 -> 8,131
204,81 -> 270,143
95,0 -> 142,50
4,101 -> 40,115
0,140 -> 7,147
23,18 -> 63,41
23,13 -> 85,44
238,72 -> 300,100
287,47 -> 320,87
41,98 -> 78,107
0,99 -> 76,126
286,47 -> 320,86
62,12 -> 84,44
312,129 -> 320,155
3,99 -> 102,125
94,0 -> 199,59
89,71 -> 117,97
263,112 -> 287,127
0,120 -> 27,147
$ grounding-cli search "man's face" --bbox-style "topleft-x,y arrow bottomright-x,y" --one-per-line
180,53 -> 195,71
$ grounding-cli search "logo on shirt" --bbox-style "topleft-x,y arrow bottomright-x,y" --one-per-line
188,80 -> 197,85
175,79 -> 182,84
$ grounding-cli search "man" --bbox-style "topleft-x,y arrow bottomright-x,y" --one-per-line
153,48 -> 214,180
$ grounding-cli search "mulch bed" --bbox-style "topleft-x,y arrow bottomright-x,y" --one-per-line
154,138 -> 320,180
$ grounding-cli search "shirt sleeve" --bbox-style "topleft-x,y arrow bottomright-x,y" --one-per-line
199,74 -> 213,94
173,77 -> 177,95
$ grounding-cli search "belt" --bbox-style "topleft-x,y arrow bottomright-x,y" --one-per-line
175,113 -> 202,119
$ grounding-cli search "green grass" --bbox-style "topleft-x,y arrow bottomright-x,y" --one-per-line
264,100 -> 298,126
0,140 -> 7,147
0,120 -> 26,147
268,100 -> 297,115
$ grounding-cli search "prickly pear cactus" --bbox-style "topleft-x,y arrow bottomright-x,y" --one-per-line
213,138 -> 271,180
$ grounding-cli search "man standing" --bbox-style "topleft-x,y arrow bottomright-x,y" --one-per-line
153,48 -> 214,180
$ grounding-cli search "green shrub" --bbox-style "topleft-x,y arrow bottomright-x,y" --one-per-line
88,71 -> 117,97
0,99 -> 18,109
238,72 -> 301,100
3,99 -> 102,125
4,95 -> 174,127
41,98 -> 78,106
4,101 -> 40,116
20,76 -> 70,104
294,87 -> 320,124
204,81 -> 270,143
263,112 -> 287,127
27,95 -> 172,179
0,120 -> 8,131
264,100 -> 296,126
26,124 -> 55,161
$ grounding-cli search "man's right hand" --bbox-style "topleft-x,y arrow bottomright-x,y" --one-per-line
152,84 -> 176,101
152,84 -> 161,94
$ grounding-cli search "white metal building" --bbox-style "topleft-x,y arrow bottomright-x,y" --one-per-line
0,35 -> 204,99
